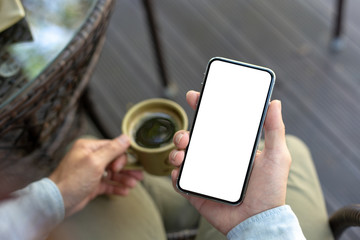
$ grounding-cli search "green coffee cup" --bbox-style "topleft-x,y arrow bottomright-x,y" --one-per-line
122,98 -> 188,176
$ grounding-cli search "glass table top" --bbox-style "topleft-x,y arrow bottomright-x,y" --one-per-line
0,0 -> 96,109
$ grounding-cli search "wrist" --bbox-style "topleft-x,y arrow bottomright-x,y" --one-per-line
245,202 -> 286,219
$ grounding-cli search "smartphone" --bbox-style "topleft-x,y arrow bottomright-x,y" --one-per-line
177,57 -> 275,205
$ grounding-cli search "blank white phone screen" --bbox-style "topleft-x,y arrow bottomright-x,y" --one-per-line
178,59 -> 273,203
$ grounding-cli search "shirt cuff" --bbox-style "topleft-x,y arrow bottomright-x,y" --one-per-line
227,205 -> 306,240
40,178 -> 66,223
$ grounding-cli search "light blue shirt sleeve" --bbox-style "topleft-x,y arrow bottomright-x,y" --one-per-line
227,205 -> 306,240
0,178 -> 65,240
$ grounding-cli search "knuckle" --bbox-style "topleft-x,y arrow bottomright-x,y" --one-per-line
108,141 -> 119,152
74,139 -> 88,149
83,153 -> 94,163
84,153 -> 101,169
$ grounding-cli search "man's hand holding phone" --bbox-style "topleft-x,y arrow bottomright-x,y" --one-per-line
169,90 -> 292,235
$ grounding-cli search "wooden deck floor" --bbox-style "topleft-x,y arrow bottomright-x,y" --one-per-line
87,0 -> 360,238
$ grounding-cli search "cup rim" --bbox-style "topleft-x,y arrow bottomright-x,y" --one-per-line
122,98 -> 188,152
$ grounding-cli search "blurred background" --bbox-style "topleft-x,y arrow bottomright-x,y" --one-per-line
87,0 -> 360,238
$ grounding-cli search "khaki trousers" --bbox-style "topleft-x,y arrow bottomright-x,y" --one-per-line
48,135 -> 333,240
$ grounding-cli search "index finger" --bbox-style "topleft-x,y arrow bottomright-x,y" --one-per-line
173,130 -> 190,149
94,135 -> 130,168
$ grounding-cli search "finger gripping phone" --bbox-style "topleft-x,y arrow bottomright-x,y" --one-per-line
177,57 -> 275,205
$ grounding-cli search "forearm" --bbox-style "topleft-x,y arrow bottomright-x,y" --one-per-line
227,205 -> 306,240
0,178 -> 65,240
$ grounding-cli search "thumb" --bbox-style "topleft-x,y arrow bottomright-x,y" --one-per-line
93,135 -> 130,168
263,100 -> 286,151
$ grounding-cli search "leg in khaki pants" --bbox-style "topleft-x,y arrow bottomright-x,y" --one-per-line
47,182 -> 167,240
281,135 -> 334,240
145,135 -> 334,240
49,135 -> 333,240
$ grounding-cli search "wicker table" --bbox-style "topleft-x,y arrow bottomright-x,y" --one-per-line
0,0 -> 114,194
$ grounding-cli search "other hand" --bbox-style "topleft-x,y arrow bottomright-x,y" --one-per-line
50,135 -> 143,217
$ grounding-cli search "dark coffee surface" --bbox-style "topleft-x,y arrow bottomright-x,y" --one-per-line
135,113 -> 177,148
